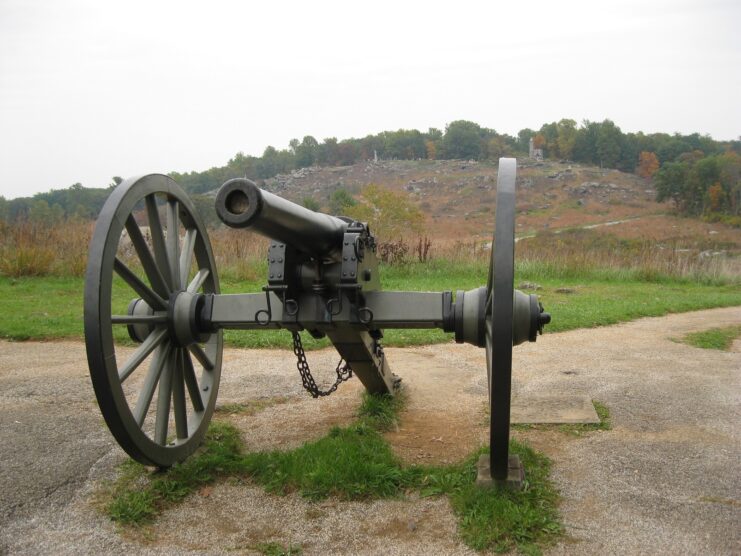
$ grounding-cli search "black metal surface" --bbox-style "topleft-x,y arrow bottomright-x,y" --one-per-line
215,178 -> 349,261
489,158 -> 517,480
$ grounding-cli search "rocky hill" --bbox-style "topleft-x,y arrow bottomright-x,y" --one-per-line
248,159 -> 739,250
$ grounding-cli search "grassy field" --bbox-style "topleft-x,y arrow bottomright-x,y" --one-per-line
1,260 -> 740,347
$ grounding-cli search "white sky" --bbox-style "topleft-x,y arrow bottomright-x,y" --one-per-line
0,0 -> 739,199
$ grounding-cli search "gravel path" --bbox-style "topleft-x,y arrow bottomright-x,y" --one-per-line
0,306 -> 739,555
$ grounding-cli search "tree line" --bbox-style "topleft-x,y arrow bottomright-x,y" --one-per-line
2,119 -> 739,223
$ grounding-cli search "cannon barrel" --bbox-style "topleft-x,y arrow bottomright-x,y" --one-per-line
215,178 -> 349,260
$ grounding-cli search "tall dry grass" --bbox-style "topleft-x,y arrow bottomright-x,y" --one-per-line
1,219 -> 736,285
0,219 -> 93,277
209,228 -> 269,282
425,229 -> 739,284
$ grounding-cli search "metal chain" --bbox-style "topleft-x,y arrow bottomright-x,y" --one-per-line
292,331 -> 353,398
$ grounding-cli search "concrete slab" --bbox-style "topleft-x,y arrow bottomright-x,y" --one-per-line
511,394 -> 600,424
475,454 -> 524,490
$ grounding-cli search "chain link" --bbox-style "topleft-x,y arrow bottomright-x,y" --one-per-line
292,331 -> 353,398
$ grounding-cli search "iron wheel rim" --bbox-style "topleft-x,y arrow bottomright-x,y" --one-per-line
486,158 -> 516,479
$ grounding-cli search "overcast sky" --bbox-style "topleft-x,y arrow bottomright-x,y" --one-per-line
0,0 -> 739,199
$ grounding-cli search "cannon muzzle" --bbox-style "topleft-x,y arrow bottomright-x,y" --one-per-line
215,178 -> 349,261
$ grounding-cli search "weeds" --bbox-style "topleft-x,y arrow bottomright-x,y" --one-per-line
0,218 -> 92,277
678,325 -> 741,351
253,541 -> 303,555
357,390 -> 406,431
2,215 -> 738,286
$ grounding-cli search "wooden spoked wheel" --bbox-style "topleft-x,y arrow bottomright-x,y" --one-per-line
84,174 -> 222,467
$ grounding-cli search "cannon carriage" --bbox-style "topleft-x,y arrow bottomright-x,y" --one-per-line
84,158 -> 550,486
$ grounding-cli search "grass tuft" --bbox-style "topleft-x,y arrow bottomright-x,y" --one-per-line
678,325 -> 741,351
357,390 -> 406,431
241,423 -> 417,500
253,541 -> 303,555
103,422 -> 244,525
449,441 -> 562,554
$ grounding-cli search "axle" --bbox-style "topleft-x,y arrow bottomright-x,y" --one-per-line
128,288 -> 549,350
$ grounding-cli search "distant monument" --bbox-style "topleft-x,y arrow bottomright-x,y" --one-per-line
529,138 -> 543,161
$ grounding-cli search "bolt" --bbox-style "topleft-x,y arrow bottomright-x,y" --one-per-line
270,259 -> 275,263
278,258 -> 283,263
270,274 -> 274,279
350,272 -> 355,277
203,385 -> 209,391
342,272 -> 347,277
277,273 -> 282,278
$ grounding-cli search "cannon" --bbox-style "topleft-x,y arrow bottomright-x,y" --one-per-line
84,158 -> 550,487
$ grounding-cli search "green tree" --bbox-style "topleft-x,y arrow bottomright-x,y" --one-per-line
596,119 -> 623,168
329,188 -> 356,215
538,122 -> 559,158
572,120 -> 599,164
345,185 -> 425,240
718,152 -> 741,215
302,197 -> 320,211
556,119 -> 578,160
318,137 -> 339,165
295,136 -> 319,168
517,128 -> 535,154
443,120 -> 483,159
255,146 -> 281,178
655,161 -> 689,211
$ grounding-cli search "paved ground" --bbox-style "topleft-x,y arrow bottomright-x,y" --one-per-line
0,306 -> 739,555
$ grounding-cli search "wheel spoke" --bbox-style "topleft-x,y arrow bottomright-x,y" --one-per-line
166,200 -> 180,290
132,343 -> 171,427
124,215 -> 170,297
145,194 -> 173,290
172,350 -> 188,440
113,258 -> 166,310
189,343 -> 215,371
111,314 -> 168,325
179,228 -> 197,289
118,328 -> 168,382
187,269 -> 210,294
181,348 -> 204,412
154,349 -> 175,445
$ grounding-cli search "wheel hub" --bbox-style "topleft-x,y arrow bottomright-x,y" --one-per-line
126,298 -> 155,343
168,290 -> 209,347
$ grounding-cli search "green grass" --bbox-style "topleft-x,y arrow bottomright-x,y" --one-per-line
253,541 -> 303,555
101,393 -> 562,553
678,325 -> 741,351
513,400 -> 611,437
1,261 -> 739,347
